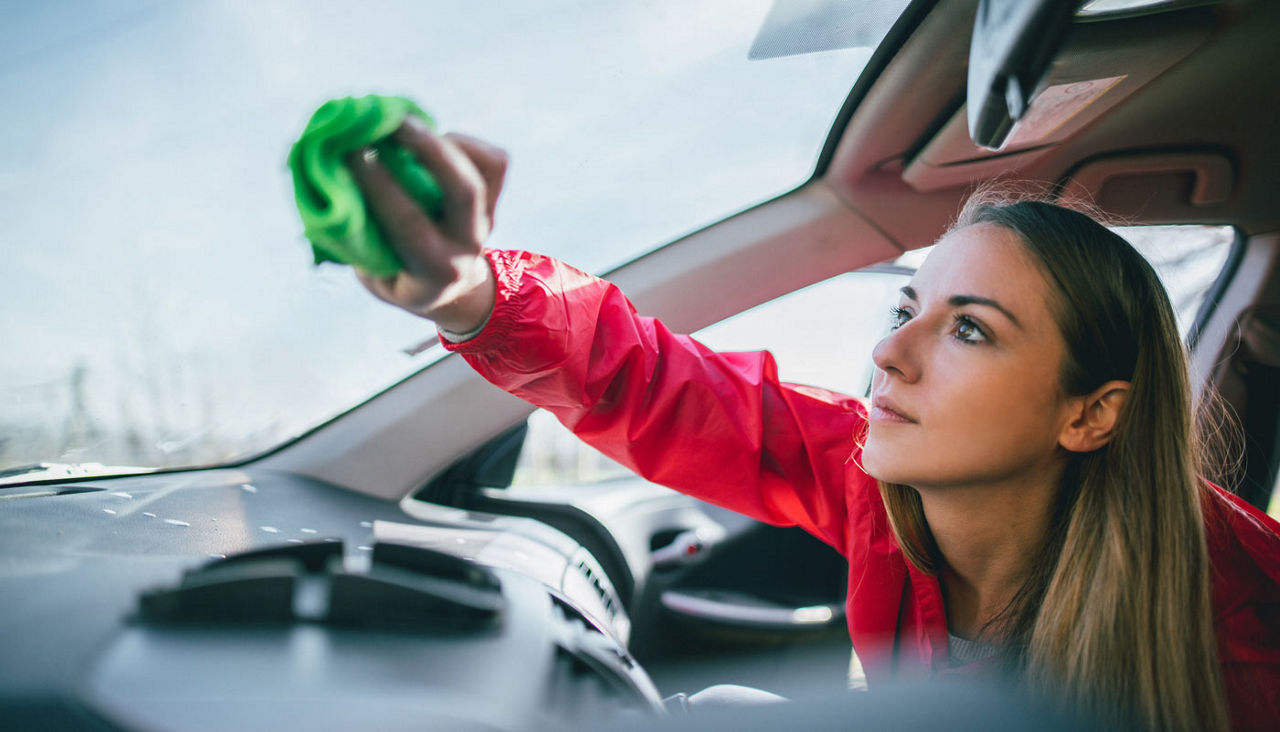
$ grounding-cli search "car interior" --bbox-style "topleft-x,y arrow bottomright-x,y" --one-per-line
2,0 -> 1278,729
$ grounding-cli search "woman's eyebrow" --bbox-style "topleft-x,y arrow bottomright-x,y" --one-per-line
899,286 -> 1024,330
949,295 -> 1024,330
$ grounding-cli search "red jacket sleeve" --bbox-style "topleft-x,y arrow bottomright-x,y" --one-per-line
443,250 -> 867,554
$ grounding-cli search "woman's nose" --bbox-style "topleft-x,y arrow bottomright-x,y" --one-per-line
872,323 -> 920,383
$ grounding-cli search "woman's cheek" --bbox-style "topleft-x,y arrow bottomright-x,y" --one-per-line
861,405 -> 1009,487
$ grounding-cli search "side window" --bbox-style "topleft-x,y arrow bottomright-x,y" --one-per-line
511,225 -> 1237,489
1113,225 -> 1235,335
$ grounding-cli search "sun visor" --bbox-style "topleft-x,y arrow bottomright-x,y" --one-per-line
902,7 -> 1213,193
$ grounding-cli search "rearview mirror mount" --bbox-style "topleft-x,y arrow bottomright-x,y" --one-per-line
967,0 -> 1080,150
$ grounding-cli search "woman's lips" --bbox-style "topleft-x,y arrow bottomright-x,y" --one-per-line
870,396 -> 917,424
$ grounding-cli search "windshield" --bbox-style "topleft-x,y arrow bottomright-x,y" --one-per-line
0,1 -> 903,481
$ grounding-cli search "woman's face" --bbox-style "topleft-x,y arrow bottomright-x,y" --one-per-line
861,223 -> 1076,490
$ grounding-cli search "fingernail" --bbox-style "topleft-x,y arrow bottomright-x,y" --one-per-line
360,147 -> 379,164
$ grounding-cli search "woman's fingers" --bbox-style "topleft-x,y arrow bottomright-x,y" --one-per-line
354,268 -> 393,303
347,122 -> 503,325
347,147 -> 444,279
443,132 -> 508,225
393,117 -> 489,242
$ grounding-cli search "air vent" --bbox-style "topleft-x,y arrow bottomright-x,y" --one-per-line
550,593 -> 615,641
575,557 -> 618,621
544,627 -> 657,721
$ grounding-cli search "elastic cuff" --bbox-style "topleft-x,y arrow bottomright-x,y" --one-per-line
439,249 -> 529,354
437,311 -> 491,343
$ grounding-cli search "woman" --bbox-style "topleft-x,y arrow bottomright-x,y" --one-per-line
348,119 -> 1280,730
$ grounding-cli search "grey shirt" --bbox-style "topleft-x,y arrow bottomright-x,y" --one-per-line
948,633 -> 998,666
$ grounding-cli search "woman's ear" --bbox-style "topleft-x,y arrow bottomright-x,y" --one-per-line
1058,380 -> 1130,453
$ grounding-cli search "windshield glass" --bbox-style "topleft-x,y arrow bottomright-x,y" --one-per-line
1,1 -> 903,480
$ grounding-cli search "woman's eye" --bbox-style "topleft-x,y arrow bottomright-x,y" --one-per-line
888,306 -> 911,330
952,315 -> 988,344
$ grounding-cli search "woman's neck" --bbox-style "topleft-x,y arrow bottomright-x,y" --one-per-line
920,471 -> 1060,641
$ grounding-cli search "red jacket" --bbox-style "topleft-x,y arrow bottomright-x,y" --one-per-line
445,250 -> 1280,729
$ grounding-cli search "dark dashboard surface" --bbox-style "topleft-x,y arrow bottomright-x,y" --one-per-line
0,468 -> 656,730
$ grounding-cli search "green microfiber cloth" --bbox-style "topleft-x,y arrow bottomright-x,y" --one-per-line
288,95 -> 444,277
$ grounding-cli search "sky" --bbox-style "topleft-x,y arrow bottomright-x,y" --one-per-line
0,0 -> 885,470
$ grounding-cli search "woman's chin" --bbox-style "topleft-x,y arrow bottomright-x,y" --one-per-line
859,443 -> 898,483
861,439 -> 930,486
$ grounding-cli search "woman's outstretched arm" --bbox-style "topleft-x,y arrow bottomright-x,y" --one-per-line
448,250 -> 864,552
349,122 -> 865,552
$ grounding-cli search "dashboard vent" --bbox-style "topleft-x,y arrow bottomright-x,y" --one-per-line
574,556 -> 619,622
544,604 -> 658,721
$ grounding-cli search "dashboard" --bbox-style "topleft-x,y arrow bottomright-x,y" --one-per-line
0,468 -> 661,730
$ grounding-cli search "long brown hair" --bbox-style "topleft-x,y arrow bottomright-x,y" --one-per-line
878,191 -> 1230,730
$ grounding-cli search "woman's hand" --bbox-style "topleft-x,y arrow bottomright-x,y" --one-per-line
347,117 -> 506,333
